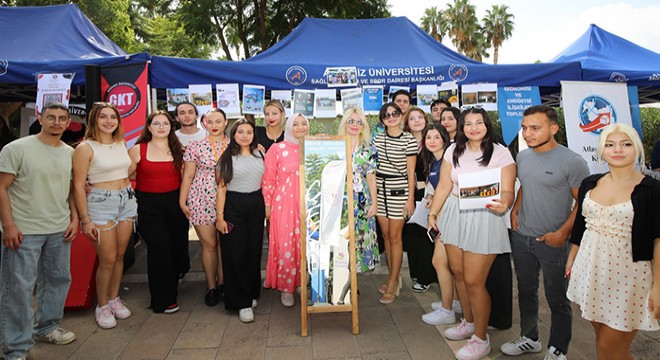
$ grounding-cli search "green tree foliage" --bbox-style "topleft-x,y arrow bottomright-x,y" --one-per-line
178,0 -> 391,60
482,4 -> 515,64
420,6 -> 447,42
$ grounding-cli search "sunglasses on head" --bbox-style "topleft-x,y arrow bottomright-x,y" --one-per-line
382,110 -> 401,120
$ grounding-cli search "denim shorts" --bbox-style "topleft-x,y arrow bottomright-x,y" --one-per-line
87,186 -> 138,225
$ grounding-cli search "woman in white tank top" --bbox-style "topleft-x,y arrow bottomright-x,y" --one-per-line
72,102 -> 137,330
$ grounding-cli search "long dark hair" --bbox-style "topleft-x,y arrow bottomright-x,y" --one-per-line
452,108 -> 496,168
421,124 -> 450,180
217,119 -> 259,185
136,110 -> 184,172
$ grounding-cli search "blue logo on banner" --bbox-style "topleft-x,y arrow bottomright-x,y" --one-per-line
579,95 -> 617,135
286,66 -> 307,86
609,72 -> 628,83
448,64 -> 468,82
0,60 -> 8,76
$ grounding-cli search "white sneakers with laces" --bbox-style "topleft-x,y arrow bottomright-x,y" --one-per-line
443,318 -> 475,340
421,307 -> 456,325
544,346 -> 567,360
108,296 -> 132,319
95,305 -> 117,329
500,336 -> 543,355
34,327 -> 76,345
455,334 -> 490,360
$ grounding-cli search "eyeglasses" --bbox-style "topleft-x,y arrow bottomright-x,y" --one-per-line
382,110 -> 401,120
42,117 -> 69,123
347,118 -> 364,126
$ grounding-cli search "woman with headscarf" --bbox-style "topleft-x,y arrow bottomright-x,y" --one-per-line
262,113 -> 310,307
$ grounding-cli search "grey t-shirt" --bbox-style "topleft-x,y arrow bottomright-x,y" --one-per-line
226,151 -> 265,193
517,145 -> 590,237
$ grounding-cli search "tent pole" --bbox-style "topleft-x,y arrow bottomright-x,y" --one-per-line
150,86 -> 157,114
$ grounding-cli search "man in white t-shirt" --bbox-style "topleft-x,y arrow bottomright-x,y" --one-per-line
174,102 -> 205,147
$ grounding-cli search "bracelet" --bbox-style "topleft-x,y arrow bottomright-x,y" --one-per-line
80,220 -> 91,225
217,211 -> 224,215
428,212 -> 438,217
79,213 -> 89,219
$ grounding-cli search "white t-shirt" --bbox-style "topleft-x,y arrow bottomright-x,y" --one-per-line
176,128 -> 206,147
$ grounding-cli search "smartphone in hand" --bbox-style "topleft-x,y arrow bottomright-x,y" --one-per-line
427,228 -> 440,243
225,221 -> 234,234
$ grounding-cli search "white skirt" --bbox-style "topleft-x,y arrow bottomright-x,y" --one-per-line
436,195 -> 510,255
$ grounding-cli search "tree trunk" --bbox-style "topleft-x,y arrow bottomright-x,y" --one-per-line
235,0 -> 251,58
254,0 -> 268,51
493,46 -> 499,64
211,13 -> 233,61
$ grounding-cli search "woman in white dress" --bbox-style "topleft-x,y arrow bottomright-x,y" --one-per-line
566,124 -> 660,360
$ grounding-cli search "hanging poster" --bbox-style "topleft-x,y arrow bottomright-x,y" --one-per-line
497,86 -> 541,145
325,67 -> 358,88
271,90 -> 293,116
340,88 -> 362,113
188,84 -> 213,116
461,83 -> 498,111
36,73 -> 74,115
438,81 -> 459,108
293,89 -> 315,117
388,86 -> 410,102
242,84 -> 265,115
416,84 -> 438,113
216,83 -> 241,116
314,89 -> 337,118
561,81 -> 632,173
363,86 -> 384,115
166,88 -> 189,111
101,62 -> 149,147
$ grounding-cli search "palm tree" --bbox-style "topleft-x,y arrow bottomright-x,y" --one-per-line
420,6 -> 447,42
482,4 -> 514,64
444,0 -> 478,55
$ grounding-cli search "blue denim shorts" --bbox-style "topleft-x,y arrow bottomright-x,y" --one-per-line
87,186 -> 138,225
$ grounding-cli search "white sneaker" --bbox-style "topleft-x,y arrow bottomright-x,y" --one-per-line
239,307 -> 254,323
443,318 -> 475,340
452,299 -> 462,313
95,305 -> 117,329
34,327 -> 76,345
431,301 -> 443,310
544,346 -> 567,360
456,334 -> 490,360
281,292 -> 294,307
422,307 -> 456,325
500,336 -> 543,356
108,297 -> 131,319
252,299 -> 258,308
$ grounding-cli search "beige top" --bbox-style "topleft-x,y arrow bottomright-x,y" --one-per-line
83,140 -> 131,184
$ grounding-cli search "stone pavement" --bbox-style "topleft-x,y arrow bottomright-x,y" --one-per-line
25,242 -> 660,360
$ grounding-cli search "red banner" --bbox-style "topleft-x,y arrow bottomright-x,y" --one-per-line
100,62 -> 148,146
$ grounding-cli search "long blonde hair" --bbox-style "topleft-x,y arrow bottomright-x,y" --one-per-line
338,107 -> 370,147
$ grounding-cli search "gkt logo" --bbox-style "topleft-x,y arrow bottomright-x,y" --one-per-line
105,82 -> 140,117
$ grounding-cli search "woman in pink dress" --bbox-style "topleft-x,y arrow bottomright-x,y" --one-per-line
262,113 -> 309,307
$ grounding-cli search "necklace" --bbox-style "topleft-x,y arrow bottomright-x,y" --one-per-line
208,136 -> 228,162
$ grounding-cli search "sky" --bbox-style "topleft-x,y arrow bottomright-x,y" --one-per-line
388,0 -> 660,64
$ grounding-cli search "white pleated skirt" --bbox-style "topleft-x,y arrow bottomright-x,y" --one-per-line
436,194 -> 510,255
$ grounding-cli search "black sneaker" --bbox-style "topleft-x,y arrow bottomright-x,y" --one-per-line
163,303 -> 180,314
205,288 -> 220,306
217,284 -> 225,302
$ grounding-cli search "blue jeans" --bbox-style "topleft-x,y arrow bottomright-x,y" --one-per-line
1,232 -> 72,360
510,230 -> 572,354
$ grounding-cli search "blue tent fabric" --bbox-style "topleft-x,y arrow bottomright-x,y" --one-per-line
551,24 -> 660,87
151,17 -> 581,90
0,4 -> 147,86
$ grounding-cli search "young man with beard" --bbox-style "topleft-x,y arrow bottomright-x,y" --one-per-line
175,102 -> 205,147
0,102 -> 78,360
501,105 -> 589,360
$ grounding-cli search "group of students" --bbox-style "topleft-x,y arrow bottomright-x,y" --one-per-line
1,93 -> 658,360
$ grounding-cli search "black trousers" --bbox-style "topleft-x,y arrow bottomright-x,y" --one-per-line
220,190 -> 265,310
136,189 -> 189,313
487,251 -> 513,330
403,223 -> 436,285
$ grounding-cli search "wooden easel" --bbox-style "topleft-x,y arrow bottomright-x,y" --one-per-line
299,135 -> 359,336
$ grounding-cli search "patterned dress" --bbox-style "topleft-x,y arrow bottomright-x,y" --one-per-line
352,144 -> 379,272
262,141 -> 301,293
183,137 -> 227,225
567,191 -> 660,332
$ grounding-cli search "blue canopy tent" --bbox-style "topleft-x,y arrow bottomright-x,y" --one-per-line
551,24 -> 660,102
150,17 -> 581,91
0,4 -> 149,101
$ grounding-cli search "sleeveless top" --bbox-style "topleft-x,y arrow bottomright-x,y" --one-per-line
84,140 -> 131,184
135,143 -> 181,193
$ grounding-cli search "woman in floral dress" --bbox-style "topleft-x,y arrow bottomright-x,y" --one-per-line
262,113 -> 309,307
179,108 -> 228,307
338,107 -> 378,272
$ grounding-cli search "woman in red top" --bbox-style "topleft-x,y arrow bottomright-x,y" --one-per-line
129,110 -> 188,314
